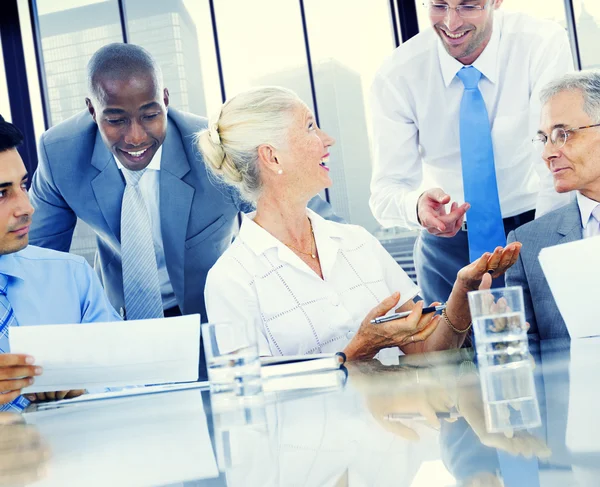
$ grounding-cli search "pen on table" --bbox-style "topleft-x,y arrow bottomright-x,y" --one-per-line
370,304 -> 447,325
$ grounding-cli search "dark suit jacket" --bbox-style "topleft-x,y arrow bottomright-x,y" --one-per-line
29,108 -> 338,322
506,199 -> 582,339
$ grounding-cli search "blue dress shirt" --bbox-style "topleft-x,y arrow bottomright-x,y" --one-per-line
0,245 -> 120,333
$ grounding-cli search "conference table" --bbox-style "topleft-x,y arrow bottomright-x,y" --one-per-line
3,336 -> 599,486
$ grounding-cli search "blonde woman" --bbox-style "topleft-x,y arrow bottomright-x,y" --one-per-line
199,87 -> 520,359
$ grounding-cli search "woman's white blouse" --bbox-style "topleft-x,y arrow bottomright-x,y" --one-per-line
205,209 -> 420,356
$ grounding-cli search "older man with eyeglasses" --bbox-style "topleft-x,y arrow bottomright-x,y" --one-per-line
506,70 -> 600,339
369,0 -> 574,307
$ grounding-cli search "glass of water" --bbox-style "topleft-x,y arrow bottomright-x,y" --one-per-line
467,286 -> 529,361
479,356 -> 541,434
202,321 -> 262,397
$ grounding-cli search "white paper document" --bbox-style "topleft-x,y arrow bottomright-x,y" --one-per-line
9,314 -> 201,393
538,236 -> 600,338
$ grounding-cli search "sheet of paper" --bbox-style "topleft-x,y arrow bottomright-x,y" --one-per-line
10,315 -> 201,393
24,389 -> 219,486
538,237 -> 600,338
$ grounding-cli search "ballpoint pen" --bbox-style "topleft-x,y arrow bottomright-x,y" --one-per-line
370,304 -> 447,325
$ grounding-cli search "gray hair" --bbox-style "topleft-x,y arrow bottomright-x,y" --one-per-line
540,70 -> 600,123
196,86 -> 303,203
87,43 -> 164,102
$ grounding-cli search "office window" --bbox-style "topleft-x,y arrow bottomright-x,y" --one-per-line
125,0 -> 221,117
0,33 -> 10,121
35,0 -> 123,265
574,1 -> 600,69
214,0 -> 315,113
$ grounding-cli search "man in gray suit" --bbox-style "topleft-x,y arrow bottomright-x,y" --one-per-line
29,44 -> 337,372
507,70 -> 600,339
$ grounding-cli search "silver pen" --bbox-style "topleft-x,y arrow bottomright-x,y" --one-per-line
370,304 -> 447,325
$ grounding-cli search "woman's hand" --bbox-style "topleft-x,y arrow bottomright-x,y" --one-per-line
344,293 -> 441,361
456,243 -> 522,293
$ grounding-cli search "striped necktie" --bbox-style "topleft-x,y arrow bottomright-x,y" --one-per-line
121,168 -> 164,320
0,274 -> 30,412
457,66 -> 506,262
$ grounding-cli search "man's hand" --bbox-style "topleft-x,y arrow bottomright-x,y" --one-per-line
456,243 -> 522,293
24,390 -> 85,403
0,355 -> 42,405
417,188 -> 470,237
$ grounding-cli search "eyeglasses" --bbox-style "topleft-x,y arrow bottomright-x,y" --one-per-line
423,2 -> 489,19
532,124 -> 600,155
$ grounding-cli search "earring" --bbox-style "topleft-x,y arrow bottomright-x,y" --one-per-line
277,169 -> 283,175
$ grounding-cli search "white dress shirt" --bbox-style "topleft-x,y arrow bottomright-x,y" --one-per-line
576,191 -> 600,239
369,11 -> 574,230
114,146 -> 177,310
205,209 -> 420,357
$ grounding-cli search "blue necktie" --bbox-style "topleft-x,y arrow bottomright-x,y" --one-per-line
121,168 -> 164,321
0,274 -> 30,412
497,450 -> 540,486
457,67 -> 506,262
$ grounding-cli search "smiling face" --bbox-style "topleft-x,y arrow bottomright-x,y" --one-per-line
539,90 -> 600,201
86,72 -> 169,171
273,103 -> 335,200
0,149 -> 34,255
430,0 -> 501,65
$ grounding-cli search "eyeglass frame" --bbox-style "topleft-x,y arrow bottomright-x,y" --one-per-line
422,1 -> 490,18
532,123 -> 600,153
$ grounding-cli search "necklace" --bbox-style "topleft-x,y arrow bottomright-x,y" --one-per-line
285,219 -> 317,259
254,217 -> 317,259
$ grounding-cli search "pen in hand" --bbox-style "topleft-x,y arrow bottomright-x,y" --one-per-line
370,304 -> 446,325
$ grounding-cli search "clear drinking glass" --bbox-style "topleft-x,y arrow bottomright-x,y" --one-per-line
202,321 -> 262,397
467,286 -> 529,361
479,356 -> 541,434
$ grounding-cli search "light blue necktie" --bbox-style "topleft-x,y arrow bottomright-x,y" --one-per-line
121,168 -> 164,321
457,66 -> 506,262
0,274 -> 30,412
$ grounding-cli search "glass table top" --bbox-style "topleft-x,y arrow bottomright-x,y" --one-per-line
4,336 -> 599,486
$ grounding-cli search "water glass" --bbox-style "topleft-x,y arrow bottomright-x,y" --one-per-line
202,321 -> 262,397
468,286 -> 529,361
479,357 -> 541,434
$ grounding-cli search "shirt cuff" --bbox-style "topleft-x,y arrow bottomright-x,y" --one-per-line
403,189 -> 424,229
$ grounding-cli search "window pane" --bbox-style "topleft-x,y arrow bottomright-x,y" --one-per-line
125,0 -> 222,117
575,1 -> 600,69
0,32 -> 11,121
214,0 -> 314,112
35,0 -> 123,265
36,0 -> 123,126
303,0 -> 395,233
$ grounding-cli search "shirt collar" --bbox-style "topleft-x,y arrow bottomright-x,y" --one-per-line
0,249 -> 26,282
239,208 -> 344,257
576,191 -> 600,228
438,11 -> 501,88
113,145 -> 163,172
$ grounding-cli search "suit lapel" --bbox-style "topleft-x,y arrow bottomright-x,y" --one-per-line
159,121 -> 194,307
90,130 -> 125,240
557,200 -> 583,245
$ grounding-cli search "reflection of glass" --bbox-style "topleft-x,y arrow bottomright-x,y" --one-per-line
211,401 -> 277,486
468,286 -> 528,361
202,321 -> 262,397
479,357 -> 541,434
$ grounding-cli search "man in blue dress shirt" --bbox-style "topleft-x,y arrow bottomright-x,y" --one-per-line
0,115 -> 119,410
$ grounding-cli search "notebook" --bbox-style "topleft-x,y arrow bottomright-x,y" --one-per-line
260,352 -> 346,379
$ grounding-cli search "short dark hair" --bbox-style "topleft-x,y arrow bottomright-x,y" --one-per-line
0,115 -> 24,153
87,43 -> 163,102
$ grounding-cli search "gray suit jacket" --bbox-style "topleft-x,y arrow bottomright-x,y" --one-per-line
506,199 -> 582,340
29,108 -> 338,321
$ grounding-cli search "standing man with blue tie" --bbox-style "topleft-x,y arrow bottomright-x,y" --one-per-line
369,0 -> 573,304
